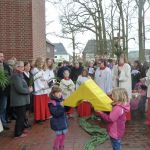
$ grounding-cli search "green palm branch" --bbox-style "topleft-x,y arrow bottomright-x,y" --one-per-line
0,69 -> 9,89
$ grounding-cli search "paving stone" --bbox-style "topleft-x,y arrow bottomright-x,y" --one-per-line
0,118 -> 150,150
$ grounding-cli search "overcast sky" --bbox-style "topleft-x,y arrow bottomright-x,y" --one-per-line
45,1 -> 150,55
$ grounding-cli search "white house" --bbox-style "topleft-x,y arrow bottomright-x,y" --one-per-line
53,43 -> 70,62
128,49 -> 150,62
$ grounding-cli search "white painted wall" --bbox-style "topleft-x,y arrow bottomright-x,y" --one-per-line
54,54 -> 70,62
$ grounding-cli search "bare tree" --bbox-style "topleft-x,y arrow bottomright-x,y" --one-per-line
49,0 -> 109,55
105,0 -> 135,57
110,1 -> 117,56
58,2 -> 82,64
46,0 -> 150,61
124,0 -> 136,55
115,0 -> 126,53
135,0 -> 146,62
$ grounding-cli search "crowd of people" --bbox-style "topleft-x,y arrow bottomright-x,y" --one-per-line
0,52 -> 150,150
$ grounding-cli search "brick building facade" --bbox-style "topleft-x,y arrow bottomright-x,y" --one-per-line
0,0 -> 46,61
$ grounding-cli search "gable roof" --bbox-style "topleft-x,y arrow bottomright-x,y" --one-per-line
83,40 -> 97,54
53,43 -> 68,55
46,39 -> 54,46
83,39 -> 112,54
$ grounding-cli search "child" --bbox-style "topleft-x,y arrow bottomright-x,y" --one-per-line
48,86 -> 68,150
60,70 -> 75,117
130,92 -> 140,120
138,85 -> 147,119
76,69 -> 91,89
88,61 -> 95,79
60,70 -> 75,99
97,88 -> 130,150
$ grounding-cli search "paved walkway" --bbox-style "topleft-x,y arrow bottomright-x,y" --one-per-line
0,117 -> 150,150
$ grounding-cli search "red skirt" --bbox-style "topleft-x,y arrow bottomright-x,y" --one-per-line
126,112 -> 131,121
146,98 -> 150,126
77,101 -> 92,117
67,107 -> 74,115
34,94 -> 50,121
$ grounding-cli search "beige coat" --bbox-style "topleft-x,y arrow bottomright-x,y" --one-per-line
145,69 -> 150,97
112,64 -> 132,99
60,79 -> 75,99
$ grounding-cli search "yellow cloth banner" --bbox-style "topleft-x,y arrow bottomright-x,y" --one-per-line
64,79 -> 112,111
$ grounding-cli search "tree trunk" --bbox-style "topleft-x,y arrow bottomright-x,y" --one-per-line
142,9 -> 145,54
120,10 -> 126,52
110,2 -> 116,57
72,33 -> 76,64
138,1 -> 145,62
125,7 -> 129,57
116,0 -> 126,53
95,0 -> 104,55
99,0 -> 107,54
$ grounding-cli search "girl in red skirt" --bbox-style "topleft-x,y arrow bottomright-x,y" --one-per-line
31,57 -> 50,124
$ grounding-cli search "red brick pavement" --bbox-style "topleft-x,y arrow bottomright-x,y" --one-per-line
0,118 -> 150,150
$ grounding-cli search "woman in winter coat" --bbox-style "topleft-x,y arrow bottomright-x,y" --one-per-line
10,61 -> 33,138
112,55 -> 132,121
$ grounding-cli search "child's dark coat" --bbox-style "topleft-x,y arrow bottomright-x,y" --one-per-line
48,95 -> 68,131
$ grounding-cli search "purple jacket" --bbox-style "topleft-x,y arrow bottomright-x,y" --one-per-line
97,103 -> 130,140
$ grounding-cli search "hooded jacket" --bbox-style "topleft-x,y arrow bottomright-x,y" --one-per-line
48,95 -> 68,131
97,103 -> 130,140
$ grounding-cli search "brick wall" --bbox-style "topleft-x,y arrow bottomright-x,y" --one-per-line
32,0 -> 46,59
0,0 -> 46,61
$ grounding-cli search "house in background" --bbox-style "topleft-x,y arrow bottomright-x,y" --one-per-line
82,39 -> 112,61
46,39 -> 54,58
82,40 -> 97,61
128,49 -> 150,62
53,43 -> 70,62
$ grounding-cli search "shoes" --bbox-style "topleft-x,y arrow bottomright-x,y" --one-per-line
3,126 -> 10,130
59,146 -> 64,150
53,147 -> 59,150
67,114 -> 75,119
24,119 -> 32,128
36,120 -> 43,125
23,129 -> 29,134
7,120 -> 11,123
52,146 -> 64,150
15,133 -> 27,139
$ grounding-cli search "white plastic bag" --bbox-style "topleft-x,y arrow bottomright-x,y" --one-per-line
0,119 -> 3,132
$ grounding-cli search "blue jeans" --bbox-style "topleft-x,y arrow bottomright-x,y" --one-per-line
110,137 -> 122,150
0,96 -> 7,126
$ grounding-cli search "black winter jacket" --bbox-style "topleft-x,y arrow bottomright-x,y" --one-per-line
48,96 -> 68,131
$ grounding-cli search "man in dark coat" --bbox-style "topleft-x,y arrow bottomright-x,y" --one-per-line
71,62 -> 83,82
0,53 -> 11,130
57,61 -> 71,80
